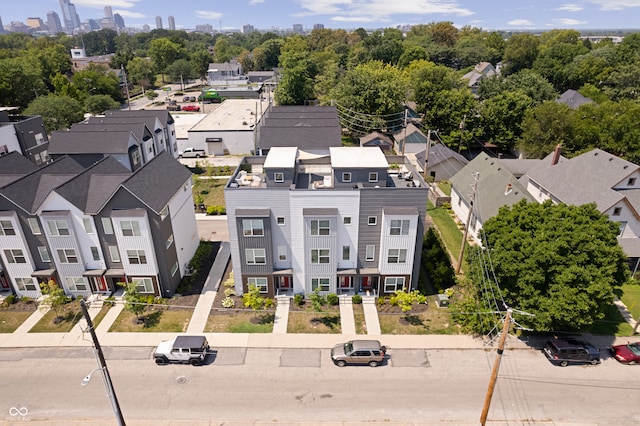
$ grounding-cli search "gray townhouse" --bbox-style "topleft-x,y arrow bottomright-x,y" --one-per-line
0,108 -> 50,166
104,109 -> 179,158
0,151 -> 199,299
225,146 -> 428,298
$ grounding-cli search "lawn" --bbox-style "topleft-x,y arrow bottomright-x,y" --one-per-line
91,305 -> 111,329
437,180 -> 452,196
30,301 -> 84,333
192,176 -> 226,209
427,200 -> 468,274
0,310 -> 35,333
378,296 -> 460,335
205,309 -> 274,333
353,303 -> 366,334
287,311 -> 342,334
619,283 -> 640,320
588,303 -> 634,336
108,307 -> 192,332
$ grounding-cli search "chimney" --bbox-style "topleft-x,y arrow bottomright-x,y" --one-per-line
551,144 -> 563,165
504,183 -> 513,195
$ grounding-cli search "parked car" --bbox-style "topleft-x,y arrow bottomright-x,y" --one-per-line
166,103 -> 181,111
182,105 -> 200,112
543,338 -> 600,367
178,147 -> 206,158
189,96 -> 197,102
610,342 -> 640,364
183,96 -> 190,102
331,340 -> 386,367
153,336 -> 210,366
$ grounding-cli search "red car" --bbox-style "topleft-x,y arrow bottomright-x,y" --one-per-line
182,105 -> 200,112
610,342 -> 640,364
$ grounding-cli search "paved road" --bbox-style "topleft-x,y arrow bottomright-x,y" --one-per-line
1,346 -> 639,425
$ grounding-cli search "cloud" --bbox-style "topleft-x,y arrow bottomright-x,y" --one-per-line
331,15 -> 382,22
113,10 -> 146,19
249,0 -> 265,4
587,0 -> 640,11
295,0 -> 474,21
195,10 -> 224,20
555,4 -> 584,12
507,19 -> 534,27
74,0 -> 140,7
552,18 -> 588,25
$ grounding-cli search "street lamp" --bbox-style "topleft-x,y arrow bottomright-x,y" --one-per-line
81,366 -> 104,386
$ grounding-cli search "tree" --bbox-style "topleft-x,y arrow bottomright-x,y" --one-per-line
40,280 -> 70,323
123,281 -> 147,323
24,95 -> 84,132
478,90 -> 533,151
0,56 -> 47,108
470,200 -> 629,332
85,94 -> 120,115
502,33 -> 540,75
166,59 -> 194,86
422,228 -> 456,293
519,101 -> 575,158
242,284 -> 266,317
126,57 -> 155,89
71,65 -> 122,102
148,38 -> 184,81
275,36 -> 315,105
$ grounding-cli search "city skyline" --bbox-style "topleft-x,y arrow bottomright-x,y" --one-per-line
1,0 -> 640,33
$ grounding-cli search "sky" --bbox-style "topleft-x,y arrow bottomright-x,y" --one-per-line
2,0 -> 640,31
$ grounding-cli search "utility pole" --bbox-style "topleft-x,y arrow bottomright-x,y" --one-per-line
423,129 -> 432,181
455,172 -> 479,274
80,300 -> 126,426
121,64 -> 131,111
480,309 -> 512,426
401,109 -> 408,156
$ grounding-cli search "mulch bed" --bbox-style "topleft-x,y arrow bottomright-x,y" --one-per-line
167,241 -> 220,308
0,300 -> 38,312
289,301 -> 340,313
376,301 -> 429,314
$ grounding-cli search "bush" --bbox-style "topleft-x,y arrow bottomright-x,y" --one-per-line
441,201 -> 451,210
352,294 -> 362,304
189,241 -> 213,270
221,296 -> 235,308
377,296 -> 388,307
293,293 -> 305,306
264,298 -> 275,309
326,293 -> 339,306
20,296 -> 33,304
224,287 -> 236,297
2,294 -> 17,306
309,288 -> 326,311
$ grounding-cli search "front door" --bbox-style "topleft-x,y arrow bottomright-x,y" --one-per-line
339,276 -> 354,293
0,274 -> 9,290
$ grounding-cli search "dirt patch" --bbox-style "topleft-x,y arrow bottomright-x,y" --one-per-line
376,300 -> 429,314
0,300 -> 38,312
289,300 -> 340,313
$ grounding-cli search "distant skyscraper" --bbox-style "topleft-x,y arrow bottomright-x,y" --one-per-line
195,23 -> 213,33
168,16 -> 175,30
293,24 -> 303,34
142,24 -> 150,31
104,6 -> 113,20
59,0 -> 80,33
47,11 -> 63,34
155,16 -> 163,29
114,13 -> 125,31
26,17 -> 46,30
313,24 -> 324,30
0,16 -> 5,34
242,24 -> 255,34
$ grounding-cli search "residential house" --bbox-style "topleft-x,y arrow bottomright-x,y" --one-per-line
225,146 -> 428,298
104,110 -> 178,158
360,131 -> 393,152
557,89 -> 594,109
414,143 -> 469,182
0,108 -> 50,166
207,60 -> 244,85
462,62 -> 498,95
392,123 -> 427,154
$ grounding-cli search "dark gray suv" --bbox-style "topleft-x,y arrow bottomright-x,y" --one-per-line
543,338 -> 600,367
331,340 -> 387,367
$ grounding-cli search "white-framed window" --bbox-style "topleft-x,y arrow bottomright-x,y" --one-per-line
311,249 -> 330,264
248,277 -> 268,293
28,218 -> 41,235
38,246 -> 50,262
277,245 -> 287,261
342,172 -> 351,182
0,220 -> 16,236
242,219 -> 264,236
121,220 -> 141,236
160,206 -> 169,221
35,132 -> 45,145
310,219 -> 330,236
390,219 -> 410,235
47,219 -> 70,236
387,248 -> 407,263
4,249 -> 26,263
166,234 -> 174,249
277,217 -> 285,226
127,250 -> 147,264
311,278 -> 330,292
343,217 -> 351,225
83,218 -> 94,234
245,248 -> 266,265
91,246 -> 100,261
57,249 -> 78,263
368,216 -> 377,226
102,217 -> 113,234
66,277 -> 87,292
613,207 -> 622,216
365,245 -> 375,261
342,246 -> 350,261
131,277 -> 153,293
15,277 -> 37,292
369,172 -> 378,182
109,246 -> 120,263
171,262 -> 179,277
384,277 -> 405,293
274,172 -> 284,182
132,150 -> 141,166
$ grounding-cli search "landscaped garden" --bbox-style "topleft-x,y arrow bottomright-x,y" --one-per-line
377,292 -> 460,335
0,296 -> 37,333
287,291 -> 341,334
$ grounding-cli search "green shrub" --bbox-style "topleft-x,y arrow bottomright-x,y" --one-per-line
2,294 -> 17,306
224,287 -> 236,297
309,288 -> 326,311
189,241 -> 213,270
20,296 -> 33,304
264,298 -> 275,309
377,296 -> 387,307
103,296 -> 115,308
352,294 -> 362,304
221,296 -> 235,308
326,293 -> 339,306
293,293 -> 305,306
441,201 -> 451,210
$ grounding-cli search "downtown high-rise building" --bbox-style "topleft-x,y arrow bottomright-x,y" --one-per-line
292,24 -> 303,34
155,16 -> 163,29
114,13 -> 125,31
313,23 -> 325,30
242,24 -> 255,33
59,0 -> 81,34
46,11 -> 63,34
168,16 -> 175,30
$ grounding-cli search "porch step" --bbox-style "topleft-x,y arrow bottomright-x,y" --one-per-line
362,295 -> 377,304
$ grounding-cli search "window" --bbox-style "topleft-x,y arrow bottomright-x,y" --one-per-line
613,207 -> 622,216
102,217 -> 113,234
15,278 -> 37,292
366,245 -> 375,261
171,262 -> 179,277
66,277 -> 87,292
342,246 -> 350,261
343,217 -> 351,225
109,246 -> 120,263
369,172 -> 378,182
311,249 -> 330,264
311,278 -> 330,292
368,216 -> 377,226
121,221 -> 141,236
83,218 -> 94,234
38,246 -> 50,262
91,246 -> 100,261
277,217 -> 285,226
245,248 -> 266,265
277,245 -> 287,261
0,220 -> 16,236
47,219 -> 70,236
274,172 -> 284,182
57,249 -> 78,264
619,221 -> 627,236
28,218 -> 41,235
384,277 -> 405,292
131,278 -> 153,293
160,206 -> 169,221
248,277 -> 268,293
628,178 -> 636,186
132,150 -> 141,166
127,250 -> 147,264
310,219 -> 330,236
342,172 -> 351,182
387,248 -> 407,263
4,249 -> 26,263
390,219 -> 410,235
35,132 -> 45,145
242,219 -> 264,236
166,234 -> 174,249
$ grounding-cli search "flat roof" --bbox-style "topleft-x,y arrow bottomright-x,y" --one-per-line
190,99 -> 269,132
263,147 -> 298,168
172,113 -> 208,139
330,147 -> 389,169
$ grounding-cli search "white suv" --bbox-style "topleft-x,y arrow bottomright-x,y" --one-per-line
153,336 -> 210,366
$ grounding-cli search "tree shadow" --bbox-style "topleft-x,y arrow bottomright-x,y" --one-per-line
314,315 -> 340,330
401,314 -> 425,327
141,310 -> 163,328
249,312 -> 275,324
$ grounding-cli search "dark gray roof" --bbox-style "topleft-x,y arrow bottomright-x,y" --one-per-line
0,152 -> 39,187
105,109 -> 174,126
303,208 -> 339,215
87,116 -> 162,133
235,208 -> 271,217
393,123 -> 427,144
415,143 -> 469,168
258,126 -> 342,150
70,122 -> 153,142
262,118 -> 339,128
118,151 -> 192,214
49,130 -> 138,155
360,131 -> 392,146
557,89 -> 594,109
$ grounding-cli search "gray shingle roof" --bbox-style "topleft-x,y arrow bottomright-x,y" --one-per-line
49,130 -> 137,155
105,109 -> 174,126
360,131 -> 392,146
393,123 -> 427,144
415,143 -> 469,168
71,122 -> 153,142
557,89 -> 594,109
258,126 -> 342,150
0,152 -> 38,188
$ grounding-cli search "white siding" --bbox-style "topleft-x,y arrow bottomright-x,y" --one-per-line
168,178 -> 199,275
0,212 -> 40,298
0,126 -> 20,154
378,213 -> 418,276
112,213 -> 159,276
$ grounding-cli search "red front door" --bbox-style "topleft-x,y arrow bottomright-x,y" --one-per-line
0,275 -> 9,290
